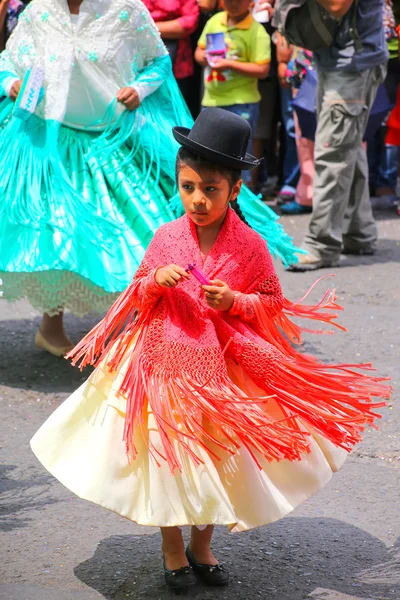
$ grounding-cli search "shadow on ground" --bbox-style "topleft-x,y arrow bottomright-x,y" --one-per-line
339,237 -> 400,267
0,464 -> 59,532
0,314 -> 98,393
74,518 -> 399,600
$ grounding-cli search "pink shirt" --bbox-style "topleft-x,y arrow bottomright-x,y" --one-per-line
142,0 -> 200,79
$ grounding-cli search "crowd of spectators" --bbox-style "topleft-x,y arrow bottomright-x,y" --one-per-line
1,0 -> 399,217
141,0 -> 400,218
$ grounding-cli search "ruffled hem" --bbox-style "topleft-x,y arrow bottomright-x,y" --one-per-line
28,438 -> 340,533
30,353 -> 347,533
0,270 -> 118,317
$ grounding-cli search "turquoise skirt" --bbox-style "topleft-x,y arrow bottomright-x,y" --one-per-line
0,116 -> 178,315
0,102 -> 298,317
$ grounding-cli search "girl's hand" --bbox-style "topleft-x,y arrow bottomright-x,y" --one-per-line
155,264 -> 190,288
10,80 -> 22,101
202,279 -> 234,311
116,87 -> 141,111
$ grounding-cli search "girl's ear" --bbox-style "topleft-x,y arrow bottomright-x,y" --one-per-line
230,179 -> 243,202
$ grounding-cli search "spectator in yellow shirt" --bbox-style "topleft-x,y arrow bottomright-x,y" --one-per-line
195,0 -> 270,182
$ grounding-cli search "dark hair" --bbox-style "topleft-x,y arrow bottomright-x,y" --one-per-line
176,147 -> 250,227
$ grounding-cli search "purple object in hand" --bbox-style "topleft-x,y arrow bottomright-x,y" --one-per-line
186,264 -> 211,286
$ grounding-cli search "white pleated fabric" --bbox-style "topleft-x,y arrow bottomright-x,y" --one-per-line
31,338 -> 347,533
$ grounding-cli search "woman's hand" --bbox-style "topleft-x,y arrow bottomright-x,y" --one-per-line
202,280 -> 234,311
197,0 -> 218,12
9,80 -> 22,101
155,264 -> 190,288
116,87 -> 141,111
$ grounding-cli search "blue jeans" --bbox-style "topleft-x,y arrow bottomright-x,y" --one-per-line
219,103 -> 260,183
280,87 -> 300,193
368,132 -> 399,191
367,58 -> 399,193
376,145 -> 399,191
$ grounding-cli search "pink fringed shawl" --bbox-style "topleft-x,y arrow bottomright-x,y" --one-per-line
69,210 -> 390,472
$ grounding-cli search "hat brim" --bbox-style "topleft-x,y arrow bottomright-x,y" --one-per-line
173,126 -> 260,171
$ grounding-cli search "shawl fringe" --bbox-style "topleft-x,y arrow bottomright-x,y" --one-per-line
68,276 -> 390,473
120,350 -> 311,472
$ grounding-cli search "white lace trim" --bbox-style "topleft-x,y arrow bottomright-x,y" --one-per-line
2,0 -> 167,124
0,270 -> 119,316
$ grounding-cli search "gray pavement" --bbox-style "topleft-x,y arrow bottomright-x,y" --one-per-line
0,209 -> 399,600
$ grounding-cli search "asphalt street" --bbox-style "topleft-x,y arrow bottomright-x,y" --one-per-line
1,208 -> 399,600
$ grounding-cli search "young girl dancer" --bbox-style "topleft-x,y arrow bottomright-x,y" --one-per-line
31,109 -> 389,591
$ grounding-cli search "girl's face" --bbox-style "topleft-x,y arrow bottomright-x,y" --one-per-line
178,163 -> 242,229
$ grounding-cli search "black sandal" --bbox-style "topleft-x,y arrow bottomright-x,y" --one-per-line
186,546 -> 229,586
163,556 -> 196,590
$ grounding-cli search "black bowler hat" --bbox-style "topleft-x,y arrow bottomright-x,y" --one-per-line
173,107 -> 261,171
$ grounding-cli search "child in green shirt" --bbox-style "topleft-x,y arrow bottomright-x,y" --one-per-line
195,0 -> 270,181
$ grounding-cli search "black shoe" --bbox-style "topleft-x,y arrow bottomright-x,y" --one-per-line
186,546 -> 229,587
342,246 -> 376,256
163,557 -> 196,590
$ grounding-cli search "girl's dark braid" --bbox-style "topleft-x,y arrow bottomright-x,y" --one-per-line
231,199 -> 251,228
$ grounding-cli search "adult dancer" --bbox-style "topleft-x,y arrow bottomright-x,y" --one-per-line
0,0 -> 298,356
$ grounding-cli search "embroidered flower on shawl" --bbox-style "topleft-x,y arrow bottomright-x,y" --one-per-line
18,43 -> 31,55
88,52 -> 98,62
119,10 -> 129,22
41,12 -> 49,23
17,43 -> 34,65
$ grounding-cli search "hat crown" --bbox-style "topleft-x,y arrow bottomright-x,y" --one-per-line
188,108 -> 251,161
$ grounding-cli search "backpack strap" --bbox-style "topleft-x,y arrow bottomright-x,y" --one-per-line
308,0 -> 336,47
274,0 -> 362,52
312,0 -> 362,53
349,0 -> 363,53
